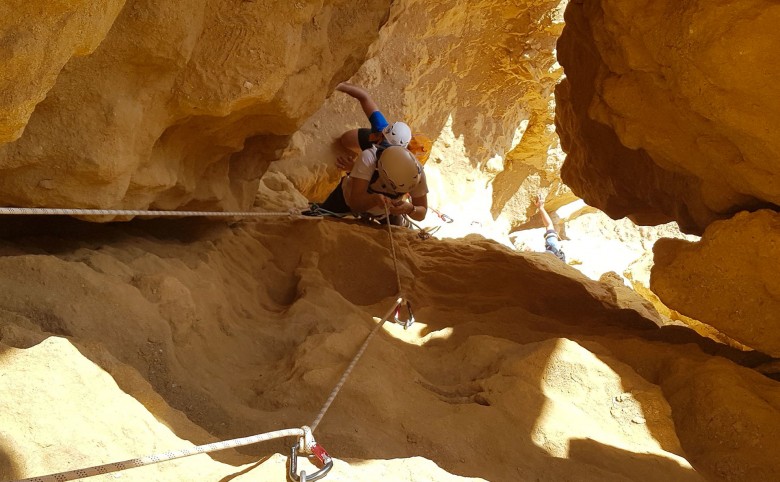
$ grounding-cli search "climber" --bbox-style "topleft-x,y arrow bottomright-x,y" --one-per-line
314,145 -> 428,226
334,82 -> 413,155
535,193 -> 566,262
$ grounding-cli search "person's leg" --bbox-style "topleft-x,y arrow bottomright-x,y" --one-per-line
319,178 -> 351,214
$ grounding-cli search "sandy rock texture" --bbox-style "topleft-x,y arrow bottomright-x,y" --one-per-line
556,0 -> 780,235
0,1 -> 125,143
273,0 -> 573,235
0,0 -> 391,211
555,0 -> 780,360
0,216 -> 776,481
652,210 -> 780,357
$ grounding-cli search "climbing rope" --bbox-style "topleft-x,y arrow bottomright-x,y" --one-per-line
383,203 -> 404,297
0,206 -> 306,218
309,298 -> 403,433
13,427 -> 320,482
8,202 -> 413,482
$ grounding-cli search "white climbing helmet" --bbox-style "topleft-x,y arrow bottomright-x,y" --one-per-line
377,146 -> 421,193
382,122 -> 412,148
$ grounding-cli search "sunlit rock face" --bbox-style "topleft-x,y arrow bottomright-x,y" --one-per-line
555,0 -> 780,235
274,0 -> 572,235
1,0 -> 575,241
555,0 -> 780,356
0,1 -> 126,143
652,210 -> 780,357
0,0 -> 390,211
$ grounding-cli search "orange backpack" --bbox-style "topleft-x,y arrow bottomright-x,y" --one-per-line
408,134 -> 432,165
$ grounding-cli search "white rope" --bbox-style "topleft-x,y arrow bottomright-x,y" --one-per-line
310,298 -> 403,432
0,206 -> 306,218
383,204 -> 404,297
13,427 -> 306,482
309,206 -> 409,432
8,204 -> 410,479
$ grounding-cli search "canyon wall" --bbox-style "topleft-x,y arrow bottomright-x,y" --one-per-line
1,1 -> 780,480
0,0 -> 391,211
556,0 -> 780,356
1,0 -> 574,236
273,0 -> 574,236
2,0 -> 776,370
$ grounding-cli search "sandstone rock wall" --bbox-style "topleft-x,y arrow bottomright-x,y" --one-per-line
0,0 -> 391,212
1,217 -> 777,480
652,210 -> 780,357
274,0 -> 572,234
0,1 -> 126,143
2,0 -> 578,240
556,0 -> 780,357
556,0 -> 780,234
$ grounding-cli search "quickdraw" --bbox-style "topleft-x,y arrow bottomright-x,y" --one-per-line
416,225 -> 440,240
288,427 -> 333,482
393,299 -> 416,329
430,207 -> 453,224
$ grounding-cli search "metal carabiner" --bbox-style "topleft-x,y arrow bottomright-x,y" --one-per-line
431,208 -> 453,224
393,300 -> 415,330
288,442 -> 333,482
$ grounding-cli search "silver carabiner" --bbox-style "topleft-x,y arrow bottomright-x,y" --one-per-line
393,300 -> 415,330
288,441 -> 333,482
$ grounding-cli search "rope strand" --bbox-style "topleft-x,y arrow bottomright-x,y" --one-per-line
383,204 -> 404,297
14,428 -> 306,482
0,206 -> 303,218
310,298 -> 403,432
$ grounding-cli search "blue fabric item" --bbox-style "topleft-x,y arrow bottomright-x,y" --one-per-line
543,229 -> 565,261
368,110 -> 389,132
544,229 -> 560,251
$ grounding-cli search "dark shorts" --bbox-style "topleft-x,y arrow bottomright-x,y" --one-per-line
319,178 -> 351,214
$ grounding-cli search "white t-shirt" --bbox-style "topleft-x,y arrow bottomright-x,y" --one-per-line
342,147 -> 428,216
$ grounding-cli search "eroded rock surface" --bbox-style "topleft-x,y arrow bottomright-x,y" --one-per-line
274,0 -> 572,236
1,217 -> 776,481
652,210 -> 780,357
556,0 -> 780,234
556,0 -> 780,360
0,1 -> 391,211
0,1 -> 125,143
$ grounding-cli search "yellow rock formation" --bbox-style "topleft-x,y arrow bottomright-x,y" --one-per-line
652,210 -> 780,357
0,1 -> 391,211
0,1 -> 125,142
0,1 -> 779,481
556,0 -> 780,234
